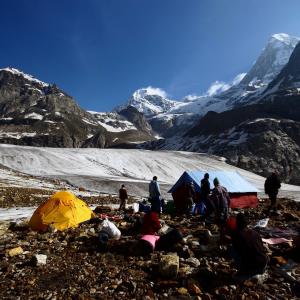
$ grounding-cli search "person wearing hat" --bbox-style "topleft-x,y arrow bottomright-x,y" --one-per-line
210,177 -> 230,226
119,184 -> 128,211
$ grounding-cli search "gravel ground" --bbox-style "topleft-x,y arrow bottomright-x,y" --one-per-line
0,194 -> 299,299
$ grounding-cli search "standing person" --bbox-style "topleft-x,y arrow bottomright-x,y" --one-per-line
118,184 -> 128,211
185,181 -> 195,215
200,173 -> 211,215
210,178 -> 230,227
264,172 -> 281,211
149,176 -> 161,214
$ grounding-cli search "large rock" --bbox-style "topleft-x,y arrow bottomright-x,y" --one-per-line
118,106 -> 152,133
32,254 -> 47,266
186,257 -> 201,268
158,254 -> 179,279
6,246 -> 23,257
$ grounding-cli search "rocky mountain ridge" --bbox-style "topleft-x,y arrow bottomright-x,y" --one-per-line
0,68 -> 154,148
145,39 -> 300,184
116,33 -> 300,138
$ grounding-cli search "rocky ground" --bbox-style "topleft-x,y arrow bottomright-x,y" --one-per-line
0,192 -> 300,299
0,185 -> 136,208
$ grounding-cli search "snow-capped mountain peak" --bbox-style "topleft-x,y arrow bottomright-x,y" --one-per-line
240,33 -> 300,87
271,33 -> 299,47
132,86 -> 167,98
116,87 -> 178,117
0,67 -> 49,87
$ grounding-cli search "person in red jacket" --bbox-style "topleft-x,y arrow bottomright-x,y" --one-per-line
141,210 -> 161,235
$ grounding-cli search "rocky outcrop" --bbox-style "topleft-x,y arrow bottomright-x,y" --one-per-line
0,68 -> 103,147
118,106 -> 152,133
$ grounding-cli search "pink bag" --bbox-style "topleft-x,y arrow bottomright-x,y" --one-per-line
140,235 -> 160,249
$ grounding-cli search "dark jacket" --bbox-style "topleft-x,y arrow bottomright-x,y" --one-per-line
264,174 -> 281,196
200,178 -> 211,200
119,187 -> 128,200
232,228 -> 268,275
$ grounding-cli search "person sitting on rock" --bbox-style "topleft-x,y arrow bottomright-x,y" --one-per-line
141,210 -> 161,235
230,213 -> 269,277
264,172 -> 281,212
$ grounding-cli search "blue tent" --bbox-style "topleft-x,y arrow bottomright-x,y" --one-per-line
168,170 -> 259,194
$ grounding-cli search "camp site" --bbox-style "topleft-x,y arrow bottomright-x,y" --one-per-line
1,1 -> 300,298
0,147 -> 300,299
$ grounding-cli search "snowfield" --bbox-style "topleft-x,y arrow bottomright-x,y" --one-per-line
0,144 -> 300,200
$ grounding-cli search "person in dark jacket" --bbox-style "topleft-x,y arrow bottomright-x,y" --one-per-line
119,184 -> 128,211
149,176 -> 162,214
231,213 -> 269,276
141,210 -> 161,235
209,177 -> 230,225
200,173 -> 211,215
264,172 -> 281,211
201,173 -> 211,200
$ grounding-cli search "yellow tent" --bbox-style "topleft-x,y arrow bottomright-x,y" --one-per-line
29,191 -> 94,231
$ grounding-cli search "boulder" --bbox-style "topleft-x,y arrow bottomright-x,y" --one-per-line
32,254 -> 47,266
159,254 -> 179,279
6,246 -> 23,257
177,287 -> 189,295
186,257 -> 201,268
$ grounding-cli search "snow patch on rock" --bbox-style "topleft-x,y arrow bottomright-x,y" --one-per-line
0,67 -> 49,87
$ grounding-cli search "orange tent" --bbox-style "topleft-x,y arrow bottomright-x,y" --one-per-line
29,191 -> 94,231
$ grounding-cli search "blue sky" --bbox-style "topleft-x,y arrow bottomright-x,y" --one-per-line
1,0 -> 300,111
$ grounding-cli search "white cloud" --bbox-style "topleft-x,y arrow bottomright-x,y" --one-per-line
182,94 -> 200,102
206,81 -> 231,96
144,86 -> 167,98
205,73 -> 247,97
232,73 -> 247,85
